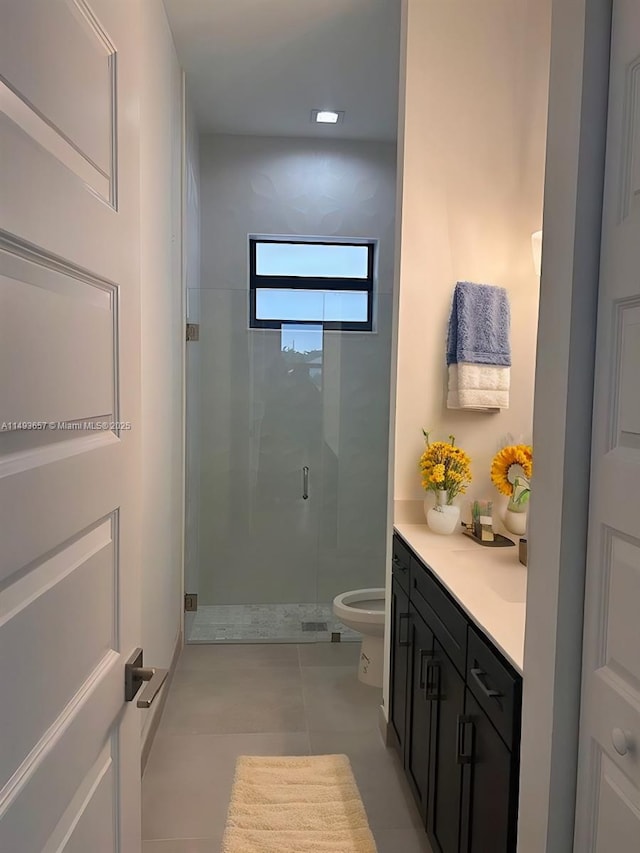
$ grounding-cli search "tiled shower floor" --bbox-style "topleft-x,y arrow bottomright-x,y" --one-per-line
188,602 -> 361,643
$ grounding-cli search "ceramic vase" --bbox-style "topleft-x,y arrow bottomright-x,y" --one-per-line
425,490 -> 460,535
503,478 -> 529,536
503,508 -> 527,536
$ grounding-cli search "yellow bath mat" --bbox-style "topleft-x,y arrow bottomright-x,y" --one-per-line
221,754 -> 378,853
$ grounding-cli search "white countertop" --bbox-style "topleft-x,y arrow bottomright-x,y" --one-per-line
394,523 -> 527,675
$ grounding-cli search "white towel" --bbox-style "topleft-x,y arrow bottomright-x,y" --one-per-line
447,363 -> 510,410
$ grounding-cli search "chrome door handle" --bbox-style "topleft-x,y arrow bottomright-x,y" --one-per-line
125,648 -> 169,708
302,466 -> 309,500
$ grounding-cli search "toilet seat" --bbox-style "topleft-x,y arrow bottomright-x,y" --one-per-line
333,588 -> 386,626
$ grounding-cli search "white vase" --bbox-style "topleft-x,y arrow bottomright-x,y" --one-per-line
425,490 -> 460,535
504,508 -> 527,536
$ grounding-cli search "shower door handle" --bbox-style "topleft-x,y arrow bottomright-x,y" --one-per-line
302,466 -> 309,500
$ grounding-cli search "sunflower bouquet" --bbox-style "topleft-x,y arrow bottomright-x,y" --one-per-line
419,430 -> 472,505
491,444 -> 532,512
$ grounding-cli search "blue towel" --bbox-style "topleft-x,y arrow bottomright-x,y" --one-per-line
446,281 -> 511,366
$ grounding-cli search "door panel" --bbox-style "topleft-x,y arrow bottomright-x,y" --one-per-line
593,754 -> 640,853
428,641 -> 465,853
405,603 -> 434,818
575,2 -> 640,849
0,248 -> 115,425
0,519 -> 116,786
461,691 -> 514,853
0,0 -> 114,179
0,1 -> 141,850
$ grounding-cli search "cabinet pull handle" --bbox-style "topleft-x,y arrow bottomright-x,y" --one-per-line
470,667 -> 502,700
418,649 -> 433,689
302,466 -> 309,500
456,715 -> 474,765
399,612 -> 410,647
425,660 -> 441,701
392,556 -> 408,573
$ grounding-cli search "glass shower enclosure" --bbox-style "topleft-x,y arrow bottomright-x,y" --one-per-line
184,279 -> 392,643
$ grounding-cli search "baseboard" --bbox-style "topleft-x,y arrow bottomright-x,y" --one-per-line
141,629 -> 183,775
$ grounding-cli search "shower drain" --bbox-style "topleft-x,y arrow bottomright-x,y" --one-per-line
301,621 -> 328,632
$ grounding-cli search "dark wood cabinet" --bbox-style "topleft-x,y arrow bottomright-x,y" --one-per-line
460,690 -> 518,853
389,533 -> 522,853
427,640 -> 466,853
389,577 -> 410,750
404,603 -> 434,818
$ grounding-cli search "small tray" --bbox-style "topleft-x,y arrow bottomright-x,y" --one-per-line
462,529 -> 515,547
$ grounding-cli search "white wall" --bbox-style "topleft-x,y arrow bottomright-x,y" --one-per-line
192,134 -> 396,612
139,0 -> 184,734
394,0 -> 551,523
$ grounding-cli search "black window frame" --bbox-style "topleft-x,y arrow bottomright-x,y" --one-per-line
249,237 -> 375,331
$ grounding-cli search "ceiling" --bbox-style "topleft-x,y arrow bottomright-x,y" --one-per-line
162,0 -> 401,141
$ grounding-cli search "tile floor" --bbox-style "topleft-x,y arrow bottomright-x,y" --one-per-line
142,642 -> 432,853
188,603 -> 360,643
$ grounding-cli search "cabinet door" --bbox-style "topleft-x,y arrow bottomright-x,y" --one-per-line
390,578 -> 410,752
427,641 -> 466,853
404,604 -> 434,819
460,690 -> 517,853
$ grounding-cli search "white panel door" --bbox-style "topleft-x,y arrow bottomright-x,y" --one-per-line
0,1 -> 142,851
575,2 -> 640,850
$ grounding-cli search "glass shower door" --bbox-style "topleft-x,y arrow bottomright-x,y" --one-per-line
185,286 -> 322,642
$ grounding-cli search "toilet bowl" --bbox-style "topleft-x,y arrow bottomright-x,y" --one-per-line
332,588 -> 386,687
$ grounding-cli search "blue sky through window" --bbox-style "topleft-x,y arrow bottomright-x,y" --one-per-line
255,242 -> 369,278
280,324 -> 323,355
255,289 -> 368,323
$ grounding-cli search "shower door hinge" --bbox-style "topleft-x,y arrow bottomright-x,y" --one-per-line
186,323 -> 199,342
184,593 -> 198,612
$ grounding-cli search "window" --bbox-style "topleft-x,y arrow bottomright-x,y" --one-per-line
249,238 -> 375,331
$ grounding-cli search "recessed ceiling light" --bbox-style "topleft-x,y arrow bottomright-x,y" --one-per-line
316,111 -> 339,123
311,109 -> 344,125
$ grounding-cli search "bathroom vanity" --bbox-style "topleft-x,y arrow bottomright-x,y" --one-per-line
389,525 -> 526,853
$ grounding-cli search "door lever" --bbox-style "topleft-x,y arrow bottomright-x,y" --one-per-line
125,648 -> 168,708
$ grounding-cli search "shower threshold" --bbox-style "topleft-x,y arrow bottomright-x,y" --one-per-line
187,602 -> 361,644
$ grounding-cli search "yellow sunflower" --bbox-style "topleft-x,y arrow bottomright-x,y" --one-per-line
491,445 -> 533,496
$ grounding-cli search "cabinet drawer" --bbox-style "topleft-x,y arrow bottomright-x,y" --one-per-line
466,628 -> 521,748
392,534 -> 411,594
410,557 -> 467,675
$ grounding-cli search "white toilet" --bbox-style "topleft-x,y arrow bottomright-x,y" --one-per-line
332,588 -> 386,687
